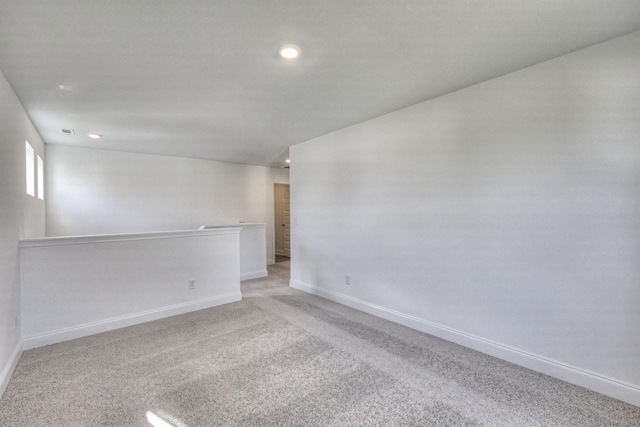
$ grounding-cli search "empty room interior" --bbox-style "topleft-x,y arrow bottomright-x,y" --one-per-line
1,1 -> 640,425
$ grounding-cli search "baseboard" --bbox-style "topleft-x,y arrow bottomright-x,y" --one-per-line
290,279 -> 640,407
0,340 -> 23,399
241,270 -> 268,281
23,292 -> 242,350
267,258 -> 275,265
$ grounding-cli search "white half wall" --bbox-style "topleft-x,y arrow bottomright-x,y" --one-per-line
20,229 -> 241,349
290,31 -> 640,406
45,145 -> 289,265
201,223 -> 268,280
0,70 -> 45,398
239,224 -> 268,280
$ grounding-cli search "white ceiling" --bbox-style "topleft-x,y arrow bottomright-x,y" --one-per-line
1,1 -> 639,167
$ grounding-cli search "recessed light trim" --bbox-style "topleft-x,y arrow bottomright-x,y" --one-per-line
87,134 -> 102,139
279,44 -> 300,59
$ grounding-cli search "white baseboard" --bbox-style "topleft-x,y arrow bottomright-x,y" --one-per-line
23,292 -> 242,350
0,340 -> 23,399
290,279 -> 640,407
241,270 -> 268,281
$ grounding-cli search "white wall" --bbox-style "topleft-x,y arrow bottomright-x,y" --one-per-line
20,229 -> 241,349
238,225 -> 268,280
271,167 -> 290,185
290,31 -> 640,406
46,145 -> 288,264
0,70 -> 45,397
202,223 -> 268,280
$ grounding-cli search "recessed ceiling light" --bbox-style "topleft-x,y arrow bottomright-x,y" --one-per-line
279,44 -> 300,59
285,159 -> 291,163
87,134 -> 102,139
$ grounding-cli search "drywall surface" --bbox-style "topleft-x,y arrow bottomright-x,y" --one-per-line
290,32 -> 640,405
271,167 -> 290,185
20,229 -> 241,348
238,224 -> 268,280
46,145 -> 287,264
0,70 -> 45,397
201,224 -> 268,280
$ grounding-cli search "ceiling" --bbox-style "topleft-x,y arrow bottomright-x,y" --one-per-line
1,1 -> 639,168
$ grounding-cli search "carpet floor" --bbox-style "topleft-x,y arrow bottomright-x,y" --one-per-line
1,262 -> 638,426
275,255 -> 290,263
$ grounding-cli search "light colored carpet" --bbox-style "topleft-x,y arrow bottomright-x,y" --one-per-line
1,262 -> 638,426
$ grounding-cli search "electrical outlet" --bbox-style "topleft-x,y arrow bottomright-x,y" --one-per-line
189,279 -> 196,290
345,274 -> 351,285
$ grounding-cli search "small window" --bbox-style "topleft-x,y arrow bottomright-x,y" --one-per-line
25,141 -> 35,197
37,155 -> 44,200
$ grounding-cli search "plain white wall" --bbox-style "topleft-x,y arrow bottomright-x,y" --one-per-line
0,70 -> 45,396
46,145 -> 288,264
290,31 -> 640,404
238,224 -> 268,280
20,229 -> 241,348
271,167 -> 290,185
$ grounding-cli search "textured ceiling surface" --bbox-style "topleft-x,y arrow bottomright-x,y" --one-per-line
1,1 -> 639,167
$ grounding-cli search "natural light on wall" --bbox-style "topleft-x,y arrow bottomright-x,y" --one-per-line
37,155 -> 44,200
25,141 -> 35,197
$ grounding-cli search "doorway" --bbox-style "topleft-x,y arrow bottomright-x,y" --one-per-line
274,183 -> 290,261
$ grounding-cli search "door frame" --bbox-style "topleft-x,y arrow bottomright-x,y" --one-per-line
273,182 -> 291,261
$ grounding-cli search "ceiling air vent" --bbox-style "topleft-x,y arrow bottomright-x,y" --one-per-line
61,129 -> 75,135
